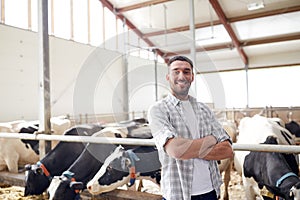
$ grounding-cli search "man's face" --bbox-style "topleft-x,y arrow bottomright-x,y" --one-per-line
166,60 -> 194,100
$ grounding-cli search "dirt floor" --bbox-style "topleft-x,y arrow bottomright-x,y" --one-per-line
220,170 -> 246,200
0,170 -> 247,200
0,182 -> 47,200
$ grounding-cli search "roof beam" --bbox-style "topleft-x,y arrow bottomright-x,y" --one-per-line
143,20 -> 221,38
163,32 -> 300,58
117,0 -> 173,12
100,0 -> 300,64
230,5 -> 300,22
209,0 -> 248,65
242,32 -> 300,46
197,63 -> 300,74
143,5 -> 300,38
99,0 -> 166,59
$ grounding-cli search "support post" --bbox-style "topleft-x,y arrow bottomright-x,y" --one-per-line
38,0 -> 51,158
122,19 -> 129,121
1,0 -> 5,23
189,0 -> 197,97
154,50 -> 158,101
245,64 -> 249,108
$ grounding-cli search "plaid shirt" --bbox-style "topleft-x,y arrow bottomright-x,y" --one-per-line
148,93 -> 231,200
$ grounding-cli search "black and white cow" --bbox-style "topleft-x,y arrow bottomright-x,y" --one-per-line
234,114 -> 297,199
0,121 -> 40,173
24,124 -> 104,196
244,136 -> 300,200
47,124 -> 156,200
0,117 -> 71,173
86,145 -> 161,195
47,140 -> 120,200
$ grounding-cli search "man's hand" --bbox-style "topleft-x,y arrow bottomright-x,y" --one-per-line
203,140 -> 233,160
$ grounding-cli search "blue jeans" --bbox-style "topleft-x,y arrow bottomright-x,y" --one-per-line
162,190 -> 217,200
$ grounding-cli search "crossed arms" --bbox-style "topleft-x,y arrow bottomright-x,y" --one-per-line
165,136 -> 233,160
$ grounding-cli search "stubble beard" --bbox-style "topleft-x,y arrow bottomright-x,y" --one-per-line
172,82 -> 191,98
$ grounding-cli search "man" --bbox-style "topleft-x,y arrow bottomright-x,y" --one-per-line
148,55 -> 233,200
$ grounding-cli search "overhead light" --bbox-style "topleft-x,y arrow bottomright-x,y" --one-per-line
247,2 -> 264,11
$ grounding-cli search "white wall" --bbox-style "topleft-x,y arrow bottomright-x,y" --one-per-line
127,56 -> 169,113
0,24 -> 97,121
0,24 -> 161,122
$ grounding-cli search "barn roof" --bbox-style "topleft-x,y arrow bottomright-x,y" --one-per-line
100,0 -> 300,73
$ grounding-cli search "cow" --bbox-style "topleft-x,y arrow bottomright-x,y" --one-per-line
47,140 -> 121,200
243,136 -> 300,200
0,121 -> 40,173
47,124 -> 153,200
24,124 -> 104,196
234,114 -> 296,199
86,144 -> 161,195
0,116 -> 71,173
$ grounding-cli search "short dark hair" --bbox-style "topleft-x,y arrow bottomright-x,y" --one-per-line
167,55 -> 193,69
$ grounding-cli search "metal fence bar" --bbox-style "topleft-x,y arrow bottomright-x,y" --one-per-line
1,132 -> 300,153
232,143 -> 300,153
0,133 -> 155,146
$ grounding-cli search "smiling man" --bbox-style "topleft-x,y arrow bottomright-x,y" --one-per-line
148,55 -> 233,200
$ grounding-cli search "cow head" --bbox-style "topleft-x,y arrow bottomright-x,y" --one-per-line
48,171 -> 83,200
19,125 -> 40,155
47,143 -> 121,200
87,145 -> 161,195
24,163 -> 51,196
86,145 -> 129,195
244,136 -> 300,200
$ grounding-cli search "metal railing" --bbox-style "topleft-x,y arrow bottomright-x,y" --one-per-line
1,132 -> 300,154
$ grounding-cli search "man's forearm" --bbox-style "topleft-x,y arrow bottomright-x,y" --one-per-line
203,140 -> 233,160
165,135 -> 217,160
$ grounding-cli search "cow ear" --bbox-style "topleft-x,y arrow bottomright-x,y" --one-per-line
25,164 -> 32,170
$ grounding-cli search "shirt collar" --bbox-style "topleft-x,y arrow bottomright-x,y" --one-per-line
166,93 -> 196,106
166,93 -> 180,106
